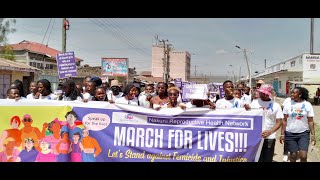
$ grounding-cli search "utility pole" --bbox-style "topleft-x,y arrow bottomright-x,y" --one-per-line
264,59 -> 267,69
310,18 -> 314,54
236,45 -> 252,89
194,65 -> 197,77
166,45 -> 171,83
243,49 -> 252,89
239,66 -> 241,82
159,39 -> 169,83
62,18 -> 67,53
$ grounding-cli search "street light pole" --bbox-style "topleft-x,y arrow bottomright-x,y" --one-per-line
236,46 -> 251,89
229,64 -> 236,83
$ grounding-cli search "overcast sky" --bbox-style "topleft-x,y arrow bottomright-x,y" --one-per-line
7,18 -> 318,77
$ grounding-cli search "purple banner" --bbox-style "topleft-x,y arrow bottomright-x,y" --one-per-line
56,51 -> 77,79
182,84 -> 208,100
218,84 -> 225,98
181,82 -> 189,102
174,78 -> 182,89
72,107 -> 263,162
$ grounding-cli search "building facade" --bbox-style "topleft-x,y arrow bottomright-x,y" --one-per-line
5,40 -> 83,70
151,45 -> 191,82
0,58 -> 42,98
253,53 -> 320,98
1,40 -> 84,90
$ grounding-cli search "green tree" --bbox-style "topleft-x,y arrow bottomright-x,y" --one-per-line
0,18 -> 16,60
0,18 -> 16,45
0,45 -> 15,60
115,76 -> 126,83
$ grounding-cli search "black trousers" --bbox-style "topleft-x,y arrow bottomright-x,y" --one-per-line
259,139 -> 276,162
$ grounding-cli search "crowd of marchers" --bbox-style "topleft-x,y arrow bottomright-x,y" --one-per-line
4,77 -> 316,162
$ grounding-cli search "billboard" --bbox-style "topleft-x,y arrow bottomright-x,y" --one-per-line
101,58 -> 128,77
303,54 -> 320,82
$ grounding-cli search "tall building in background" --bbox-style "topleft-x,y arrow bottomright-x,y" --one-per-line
151,45 -> 191,82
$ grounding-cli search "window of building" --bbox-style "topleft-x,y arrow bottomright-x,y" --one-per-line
279,81 -> 282,89
291,61 -> 295,67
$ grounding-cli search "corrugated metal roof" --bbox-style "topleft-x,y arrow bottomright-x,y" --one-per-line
288,81 -> 320,85
0,58 -> 42,73
6,40 -> 83,62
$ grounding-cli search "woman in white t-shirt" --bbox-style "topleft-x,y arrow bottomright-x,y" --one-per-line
34,79 -> 57,100
250,84 -> 284,162
26,81 -> 37,99
115,83 -> 139,106
280,87 -> 316,162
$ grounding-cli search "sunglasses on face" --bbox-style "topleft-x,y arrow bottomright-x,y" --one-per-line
23,118 -> 32,122
111,87 -> 120,91
168,93 -> 178,97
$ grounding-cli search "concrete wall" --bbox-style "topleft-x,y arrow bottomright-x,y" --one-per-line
169,51 -> 190,81
151,45 -> 165,78
151,45 -> 191,82
11,71 -> 30,82
13,50 -> 28,64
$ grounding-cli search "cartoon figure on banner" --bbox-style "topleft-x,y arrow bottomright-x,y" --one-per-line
41,118 -> 63,154
18,138 -> 38,162
56,131 -> 71,162
35,138 -> 56,162
69,132 -> 82,162
20,114 -> 46,150
61,111 -> 83,142
80,127 -> 102,162
0,116 -> 22,152
0,137 -> 20,162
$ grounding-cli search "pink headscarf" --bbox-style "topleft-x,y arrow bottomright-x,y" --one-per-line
257,84 -> 274,98
23,114 -> 32,120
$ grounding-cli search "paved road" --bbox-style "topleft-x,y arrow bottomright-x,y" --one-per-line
272,97 -> 320,162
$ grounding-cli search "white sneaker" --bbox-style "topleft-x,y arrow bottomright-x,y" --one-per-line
283,155 -> 288,162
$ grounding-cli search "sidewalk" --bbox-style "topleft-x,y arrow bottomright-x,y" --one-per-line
272,97 -> 320,162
